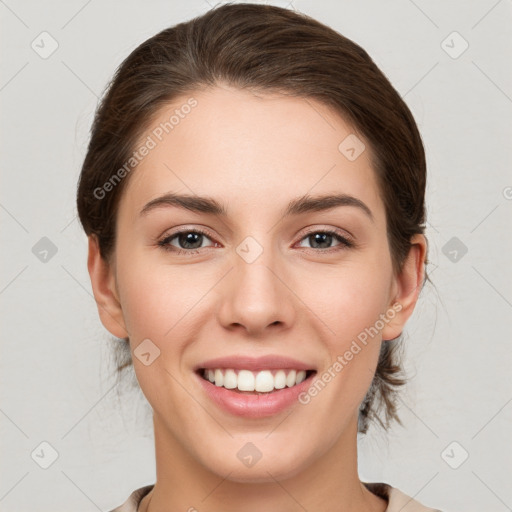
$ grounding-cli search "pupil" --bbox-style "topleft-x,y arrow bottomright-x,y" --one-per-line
180,232 -> 202,249
311,233 -> 331,249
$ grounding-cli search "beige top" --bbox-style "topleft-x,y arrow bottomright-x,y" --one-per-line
109,482 -> 442,511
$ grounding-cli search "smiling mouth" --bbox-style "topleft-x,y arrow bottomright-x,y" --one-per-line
197,368 -> 316,394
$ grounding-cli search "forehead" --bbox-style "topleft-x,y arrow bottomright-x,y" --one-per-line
118,84 -> 384,224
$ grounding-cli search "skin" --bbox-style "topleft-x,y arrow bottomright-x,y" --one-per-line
88,83 -> 426,512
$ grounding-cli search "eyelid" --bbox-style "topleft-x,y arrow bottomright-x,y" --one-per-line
295,226 -> 355,250
156,225 -> 218,249
157,224 -> 216,241
298,224 -> 354,241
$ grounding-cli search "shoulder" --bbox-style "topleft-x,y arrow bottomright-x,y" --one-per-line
363,481 -> 443,512
108,485 -> 154,512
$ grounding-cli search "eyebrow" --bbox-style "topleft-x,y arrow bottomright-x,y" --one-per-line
139,192 -> 374,222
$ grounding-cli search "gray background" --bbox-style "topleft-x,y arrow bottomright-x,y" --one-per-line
1,0 -> 511,511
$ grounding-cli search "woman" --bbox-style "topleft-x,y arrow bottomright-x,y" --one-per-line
77,3 -> 440,511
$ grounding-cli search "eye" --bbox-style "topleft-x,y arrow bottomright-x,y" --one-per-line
157,227 -> 355,256
157,228 -> 217,254
296,229 -> 354,251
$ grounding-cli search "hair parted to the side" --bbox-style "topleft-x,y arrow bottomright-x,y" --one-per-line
76,2 -> 428,434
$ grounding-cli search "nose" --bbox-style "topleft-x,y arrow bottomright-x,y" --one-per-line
216,244 -> 297,337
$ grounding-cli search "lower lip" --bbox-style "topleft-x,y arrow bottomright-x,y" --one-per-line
195,371 -> 315,418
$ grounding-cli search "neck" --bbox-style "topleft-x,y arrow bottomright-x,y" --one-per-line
143,413 -> 387,512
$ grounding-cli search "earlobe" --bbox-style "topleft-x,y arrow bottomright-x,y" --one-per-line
381,234 -> 427,341
87,235 -> 129,339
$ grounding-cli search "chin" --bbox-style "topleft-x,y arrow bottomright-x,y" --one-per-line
200,444 -> 311,484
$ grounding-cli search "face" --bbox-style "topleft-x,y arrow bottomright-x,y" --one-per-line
91,84 -> 422,483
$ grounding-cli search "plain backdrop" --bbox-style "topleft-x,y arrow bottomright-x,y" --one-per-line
1,1 -> 511,511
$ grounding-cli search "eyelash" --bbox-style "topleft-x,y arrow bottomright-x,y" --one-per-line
156,227 -> 355,256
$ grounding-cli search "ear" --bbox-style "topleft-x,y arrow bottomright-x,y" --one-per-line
87,235 -> 129,339
381,234 -> 427,341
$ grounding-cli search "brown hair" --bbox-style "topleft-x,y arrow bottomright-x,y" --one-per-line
76,2 -> 428,434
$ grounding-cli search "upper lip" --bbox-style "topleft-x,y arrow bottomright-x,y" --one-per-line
195,355 -> 316,372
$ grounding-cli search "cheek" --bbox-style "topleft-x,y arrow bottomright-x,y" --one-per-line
114,251 -> 207,411
115,248 -> 205,342
116,238 -> 392,351
304,258 -> 392,339
300,258 -> 390,408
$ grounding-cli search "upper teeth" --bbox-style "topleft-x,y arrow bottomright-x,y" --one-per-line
203,368 -> 308,392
